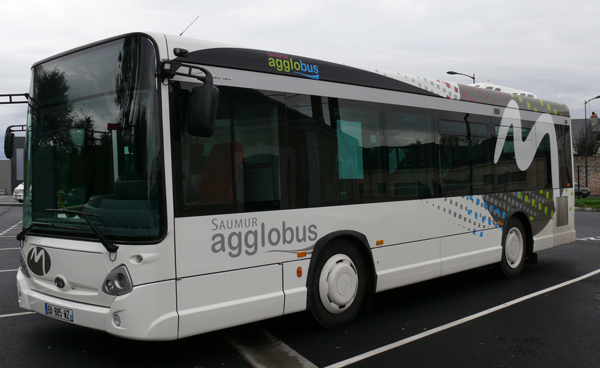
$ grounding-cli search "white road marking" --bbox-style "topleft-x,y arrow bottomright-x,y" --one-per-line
576,237 -> 600,241
0,269 -> 18,273
326,268 -> 600,368
0,221 -> 22,237
227,327 -> 318,368
0,248 -> 20,251
0,312 -> 35,319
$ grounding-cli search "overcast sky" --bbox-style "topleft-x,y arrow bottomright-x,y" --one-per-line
2,0 -> 599,158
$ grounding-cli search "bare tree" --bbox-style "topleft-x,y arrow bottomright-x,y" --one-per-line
574,122 -> 600,155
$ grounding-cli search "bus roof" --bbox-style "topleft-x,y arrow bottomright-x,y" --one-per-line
165,34 -> 569,117
472,83 -> 537,99
38,32 -> 569,117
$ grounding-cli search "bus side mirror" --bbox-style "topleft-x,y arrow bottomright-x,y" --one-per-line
4,129 -> 14,158
161,61 -> 219,138
4,125 -> 26,159
187,81 -> 219,138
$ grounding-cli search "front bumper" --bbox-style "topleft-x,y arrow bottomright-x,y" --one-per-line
17,269 -> 179,340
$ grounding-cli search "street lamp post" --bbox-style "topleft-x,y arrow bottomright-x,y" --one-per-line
447,71 -> 475,84
584,95 -> 600,187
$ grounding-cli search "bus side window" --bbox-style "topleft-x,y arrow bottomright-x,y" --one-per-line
199,142 -> 244,204
556,125 -> 573,188
232,90 -> 283,212
335,99 -> 384,204
437,115 -> 494,196
287,94 -> 339,208
385,107 -> 436,200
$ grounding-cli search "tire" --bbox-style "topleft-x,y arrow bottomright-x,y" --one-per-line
500,217 -> 526,278
310,238 -> 366,329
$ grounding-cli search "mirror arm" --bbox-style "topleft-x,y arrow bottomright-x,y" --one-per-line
0,93 -> 39,110
5,125 -> 26,134
160,61 -> 213,85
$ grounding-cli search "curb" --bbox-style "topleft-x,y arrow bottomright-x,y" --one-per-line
575,207 -> 600,212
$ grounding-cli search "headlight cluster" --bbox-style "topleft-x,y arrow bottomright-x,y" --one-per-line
102,265 -> 133,296
20,255 -> 31,278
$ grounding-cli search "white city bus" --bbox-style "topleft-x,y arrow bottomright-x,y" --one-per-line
8,32 -> 575,340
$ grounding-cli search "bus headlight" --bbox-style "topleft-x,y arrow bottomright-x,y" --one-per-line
102,265 -> 133,296
20,255 -> 31,278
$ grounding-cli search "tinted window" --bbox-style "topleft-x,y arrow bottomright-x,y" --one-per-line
438,114 -> 493,196
172,86 -> 284,216
440,120 -> 488,137
493,120 -> 551,191
556,125 -> 573,188
171,86 -> 569,218
286,94 -> 339,208
334,100 -> 384,204
385,106 -> 436,199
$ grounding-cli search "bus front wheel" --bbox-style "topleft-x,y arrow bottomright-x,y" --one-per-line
500,217 -> 526,278
310,239 -> 366,329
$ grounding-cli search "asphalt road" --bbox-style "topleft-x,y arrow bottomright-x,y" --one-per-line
1,202 -> 599,368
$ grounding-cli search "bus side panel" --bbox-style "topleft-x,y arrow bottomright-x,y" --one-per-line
553,192 -> 576,247
177,264 -> 284,338
533,219 -> 555,252
440,230 -> 502,276
283,259 -> 310,314
554,227 -> 576,247
373,238 -> 441,293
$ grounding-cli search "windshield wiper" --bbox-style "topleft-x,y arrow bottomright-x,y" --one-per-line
17,222 -> 82,240
45,209 -> 119,253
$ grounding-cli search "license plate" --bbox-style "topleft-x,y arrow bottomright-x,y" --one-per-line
45,303 -> 75,323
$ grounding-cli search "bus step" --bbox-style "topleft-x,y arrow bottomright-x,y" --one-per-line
526,253 -> 538,264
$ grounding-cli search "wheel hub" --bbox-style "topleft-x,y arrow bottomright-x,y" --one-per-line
319,255 -> 359,314
505,228 -> 523,268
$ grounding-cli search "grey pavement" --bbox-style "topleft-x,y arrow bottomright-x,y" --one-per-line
0,195 -> 22,206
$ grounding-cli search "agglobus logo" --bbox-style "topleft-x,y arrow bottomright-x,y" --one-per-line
267,52 -> 319,80
211,217 -> 318,258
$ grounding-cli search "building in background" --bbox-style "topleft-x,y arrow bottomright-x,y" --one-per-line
572,115 -> 600,193
0,160 -> 10,195
572,118 -> 600,155
0,136 -> 24,194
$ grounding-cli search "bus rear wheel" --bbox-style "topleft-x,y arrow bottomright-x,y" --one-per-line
310,239 -> 366,329
500,217 -> 526,278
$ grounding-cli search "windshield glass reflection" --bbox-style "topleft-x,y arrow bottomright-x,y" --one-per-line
24,35 -> 164,242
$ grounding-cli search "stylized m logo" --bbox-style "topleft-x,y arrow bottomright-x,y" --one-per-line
27,247 -> 51,276
494,100 -> 559,188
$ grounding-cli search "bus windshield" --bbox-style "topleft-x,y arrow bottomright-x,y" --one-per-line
23,35 -> 165,243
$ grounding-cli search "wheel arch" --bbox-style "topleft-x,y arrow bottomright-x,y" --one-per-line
306,230 -> 376,310
505,210 -> 534,256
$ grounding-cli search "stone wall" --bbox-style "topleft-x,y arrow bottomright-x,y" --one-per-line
574,155 -> 600,193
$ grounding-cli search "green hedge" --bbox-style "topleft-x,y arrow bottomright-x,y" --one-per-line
575,197 -> 600,209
